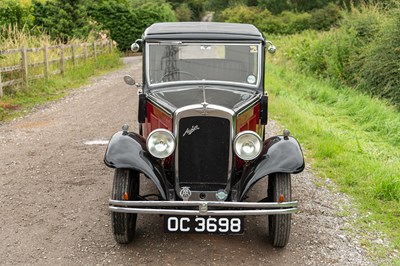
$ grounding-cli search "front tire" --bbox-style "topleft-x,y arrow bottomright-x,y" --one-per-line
268,172 -> 292,247
111,168 -> 140,244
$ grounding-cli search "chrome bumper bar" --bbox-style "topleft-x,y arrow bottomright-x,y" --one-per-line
109,200 -> 298,216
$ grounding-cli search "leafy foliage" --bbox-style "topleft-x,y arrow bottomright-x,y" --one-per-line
32,0 -> 96,42
258,10 -> 313,34
88,0 -> 140,51
89,0 -> 176,51
219,5 -> 260,25
218,3 -> 341,34
291,0 -> 337,12
137,2 -> 176,25
257,0 -> 292,15
356,8 -> 400,105
280,4 -> 400,107
169,0 -> 205,20
0,0 -> 34,29
175,3 -> 193,21
309,3 -> 343,30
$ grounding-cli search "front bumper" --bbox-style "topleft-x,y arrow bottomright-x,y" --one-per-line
109,200 -> 298,216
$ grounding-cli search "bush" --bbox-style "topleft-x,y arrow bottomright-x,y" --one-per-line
257,0 -> 292,15
356,8 -> 400,105
89,1 -> 140,51
219,3 -> 341,35
264,11 -> 312,34
309,3 -> 342,31
278,4 -> 400,108
137,2 -> 176,26
175,3 -> 192,21
32,0 -> 96,42
0,0 -> 34,29
219,5 -> 261,25
89,0 -> 175,51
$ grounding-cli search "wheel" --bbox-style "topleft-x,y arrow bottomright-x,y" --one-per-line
267,172 -> 292,247
160,70 -> 199,82
111,168 -> 140,244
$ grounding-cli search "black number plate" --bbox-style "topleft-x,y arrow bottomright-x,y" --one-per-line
164,215 -> 244,234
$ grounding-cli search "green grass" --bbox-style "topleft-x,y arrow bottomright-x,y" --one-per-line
0,52 -> 122,121
265,62 -> 400,264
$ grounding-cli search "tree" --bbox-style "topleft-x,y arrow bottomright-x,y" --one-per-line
32,0 -> 94,42
88,0 -> 140,51
290,0 -> 337,12
89,0 -> 176,51
219,5 -> 261,24
257,0 -> 292,15
175,3 -> 193,21
0,0 -> 34,29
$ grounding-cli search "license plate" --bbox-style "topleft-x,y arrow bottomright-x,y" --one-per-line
164,215 -> 244,234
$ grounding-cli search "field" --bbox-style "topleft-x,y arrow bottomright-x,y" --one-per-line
265,54 -> 400,263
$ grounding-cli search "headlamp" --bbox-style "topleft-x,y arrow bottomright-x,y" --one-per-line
233,131 -> 262,161
146,129 -> 175,158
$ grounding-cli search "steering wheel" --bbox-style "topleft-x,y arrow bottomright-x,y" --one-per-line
160,71 -> 199,82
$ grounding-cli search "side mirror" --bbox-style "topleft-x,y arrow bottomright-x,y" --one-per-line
266,41 -> 276,54
131,39 -> 142,52
123,75 -> 136,86
131,43 -> 140,52
123,75 -> 143,94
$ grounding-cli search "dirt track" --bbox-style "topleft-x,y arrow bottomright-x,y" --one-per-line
0,57 -> 374,265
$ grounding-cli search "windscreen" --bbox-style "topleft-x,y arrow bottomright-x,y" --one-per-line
147,43 -> 261,87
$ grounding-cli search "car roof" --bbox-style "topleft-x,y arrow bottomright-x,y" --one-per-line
143,22 -> 265,42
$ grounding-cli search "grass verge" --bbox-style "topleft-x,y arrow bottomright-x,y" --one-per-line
0,52 -> 122,122
265,62 -> 400,264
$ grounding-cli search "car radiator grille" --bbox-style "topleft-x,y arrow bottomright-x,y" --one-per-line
178,116 -> 230,191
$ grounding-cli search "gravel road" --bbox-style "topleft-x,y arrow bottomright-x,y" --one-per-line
0,57 -> 374,265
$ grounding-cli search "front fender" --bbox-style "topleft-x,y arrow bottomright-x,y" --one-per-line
239,135 -> 305,200
104,131 -> 169,200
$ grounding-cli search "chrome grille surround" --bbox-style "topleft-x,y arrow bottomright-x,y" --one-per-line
174,104 -> 235,201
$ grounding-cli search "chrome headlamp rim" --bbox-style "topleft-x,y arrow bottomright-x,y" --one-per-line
233,130 -> 262,161
146,128 -> 176,159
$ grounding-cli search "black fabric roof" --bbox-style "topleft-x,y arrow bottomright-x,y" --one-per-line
143,22 -> 264,42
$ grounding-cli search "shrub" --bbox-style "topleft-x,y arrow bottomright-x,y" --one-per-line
219,5 -> 261,25
278,4 -> 400,107
183,0 -> 205,21
356,8 -> 400,105
32,0 -> 96,42
88,1 -> 139,51
219,4 -> 341,35
309,3 -> 342,31
175,3 -> 192,21
291,0 -> 337,12
89,0 -> 175,51
0,0 -> 34,29
137,2 -> 176,26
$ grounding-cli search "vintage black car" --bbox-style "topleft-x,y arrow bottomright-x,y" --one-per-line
104,22 -> 305,247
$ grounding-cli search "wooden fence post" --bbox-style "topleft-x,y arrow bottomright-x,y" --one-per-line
0,69 -> 3,98
60,45 -> 65,76
93,42 -> 97,62
108,40 -> 112,53
44,45 -> 49,80
71,45 -> 76,66
0,40 -> 114,93
83,44 -> 88,62
21,46 -> 28,85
